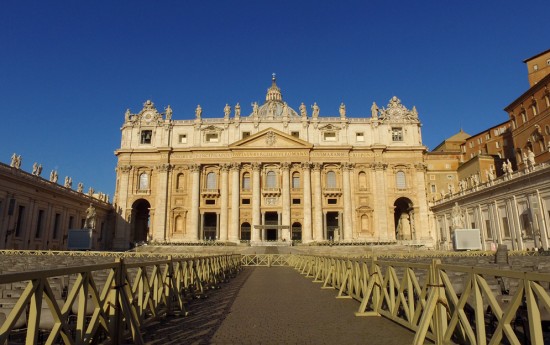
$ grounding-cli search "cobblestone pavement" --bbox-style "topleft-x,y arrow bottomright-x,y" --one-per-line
142,267 -> 423,345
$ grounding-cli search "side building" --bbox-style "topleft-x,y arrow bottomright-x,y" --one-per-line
0,161 -> 114,250
113,77 -> 432,249
430,48 -> 550,251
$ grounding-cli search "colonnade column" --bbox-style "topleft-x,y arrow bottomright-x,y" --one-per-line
153,163 -> 171,242
312,163 -> 323,241
114,165 -> 132,249
219,164 -> 230,241
187,164 -> 200,241
302,163 -> 312,242
229,163 -> 240,242
281,162 -> 291,241
342,162 -> 353,241
252,162 -> 261,242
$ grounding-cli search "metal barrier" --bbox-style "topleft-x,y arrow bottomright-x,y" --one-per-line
291,255 -> 550,345
0,254 -> 241,345
240,254 -> 291,267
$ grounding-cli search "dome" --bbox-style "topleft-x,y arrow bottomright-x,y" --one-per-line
248,75 -> 300,118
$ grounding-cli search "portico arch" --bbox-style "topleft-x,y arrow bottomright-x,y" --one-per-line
131,199 -> 150,243
394,197 -> 413,240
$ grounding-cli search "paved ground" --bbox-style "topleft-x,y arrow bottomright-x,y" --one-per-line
141,266 -> 423,345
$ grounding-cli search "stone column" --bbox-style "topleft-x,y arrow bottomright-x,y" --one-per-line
372,162 -> 389,240
219,164 -> 230,241
312,163 -> 323,241
229,163 -> 240,242
153,163 -> 171,242
252,162 -> 261,242
281,162 -> 291,241
186,164 -> 201,241
342,162 -> 353,241
302,163 -> 312,242
114,165 -> 132,249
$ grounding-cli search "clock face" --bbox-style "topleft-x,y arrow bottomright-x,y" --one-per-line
144,112 -> 153,122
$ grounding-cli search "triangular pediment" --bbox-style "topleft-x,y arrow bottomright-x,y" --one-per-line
229,128 -> 313,149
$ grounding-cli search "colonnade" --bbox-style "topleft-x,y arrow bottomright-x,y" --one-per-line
184,161 -> 355,242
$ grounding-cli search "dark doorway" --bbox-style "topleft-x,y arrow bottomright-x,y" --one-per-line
394,197 -> 413,240
326,212 -> 339,240
240,222 -> 251,241
132,199 -> 150,243
203,212 -> 217,240
291,222 -> 302,241
265,212 -> 278,241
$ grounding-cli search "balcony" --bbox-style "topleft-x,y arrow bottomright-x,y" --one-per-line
201,188 -> 220,197
262,188 -> 281,197
323,188 -> 342,197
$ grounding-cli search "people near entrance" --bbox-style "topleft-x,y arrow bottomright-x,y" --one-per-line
84,203 -> 96,229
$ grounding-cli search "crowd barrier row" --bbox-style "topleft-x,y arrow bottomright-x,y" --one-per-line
290,255 -> 550,345
0,254 -> 241,345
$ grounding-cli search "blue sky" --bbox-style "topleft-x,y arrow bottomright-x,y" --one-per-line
0,1 -> 547,198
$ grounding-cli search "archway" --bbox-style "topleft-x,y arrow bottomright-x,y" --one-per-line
394,197 -> 413,240
240,222 -> 251,241
132,199 -> 150,243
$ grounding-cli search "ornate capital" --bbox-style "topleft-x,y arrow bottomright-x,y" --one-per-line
252,162 -> 262,171
342,162 -> 355,170
156,163 -> 172,172
118,165 -> 132,173
280,162 -> 291,170
301,162 -> 311,170
372,162 -> 387,171
189,164 -> 201,173
414,162 -> 427,171
220,163 -> 231,172
230,162 -> 240,171
312,163 -> 322,171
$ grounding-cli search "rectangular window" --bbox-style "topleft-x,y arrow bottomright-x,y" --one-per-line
291,131 -> 299,138
521,213 -> 532,236
485,134 -> 490,140
495,141 -> 500,148
323,132 -> 336,141
356,132 -> 364,142
501,217 -> 510,238
206,133 -> 219,143
327,198 -> 337,205
68,216 -> 74,230
430,184 -> 436,193
391,128 -> 403,141
179,134 -> 187,143
35,210 -> 44,238
429,175 -> 435,180
205,199 -> 216,205
15,205 -> 25,237
140,130 -> 152,144
469,142 -> 474,148
52,213 -> 61,239
292,198 -> 301,205
242,198 -> 250,205
242,132 -> 251,139
485,219 -> 492,239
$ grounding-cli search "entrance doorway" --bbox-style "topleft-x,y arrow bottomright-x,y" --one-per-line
240,222 -> 251,241
203,212 -> 217,240
291,222 -> 302,241
265,212 -> 278,241
131,199 -> 150,243
326,212 -> 339,240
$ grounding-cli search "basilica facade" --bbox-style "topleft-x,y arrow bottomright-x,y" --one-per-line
113,78 -> 431,249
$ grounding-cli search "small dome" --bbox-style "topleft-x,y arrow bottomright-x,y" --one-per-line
249,75 -> 299,118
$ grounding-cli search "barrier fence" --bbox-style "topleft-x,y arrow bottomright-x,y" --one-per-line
1,251 -> 549,344
0,254 -> 241,345
291,255 -> 550,345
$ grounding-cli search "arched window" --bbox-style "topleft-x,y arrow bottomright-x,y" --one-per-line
511,116 -> 516,129
266,171 -> 276,188
206,172 -> 216,189
242,172 -> 251,191
358,171 -> 367,189
240,222 -> 251,241
521,111 -> 527,124
531,103 -> 538,116
292,172 -> 300,189
139,173 -> 149,190
545,95 -> 550,108
176,173 -> 185,190
396,171 -> 406,189
326,171 -> 337,188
